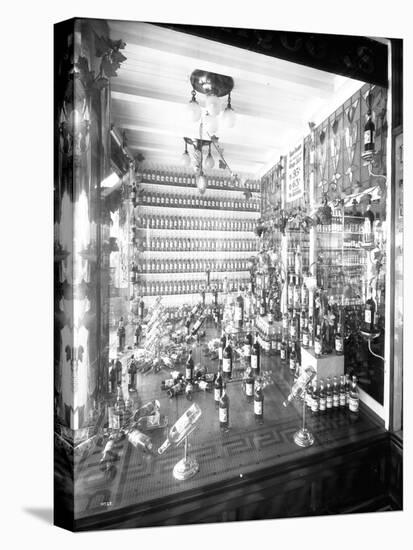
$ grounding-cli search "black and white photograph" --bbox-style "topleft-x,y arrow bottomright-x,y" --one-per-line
2,2 -> 409,546
52,16 -> 403,532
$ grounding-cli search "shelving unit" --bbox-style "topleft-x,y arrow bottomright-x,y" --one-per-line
132,169 -> 260,307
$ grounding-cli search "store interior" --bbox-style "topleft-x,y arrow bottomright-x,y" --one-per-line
54,19 -> 403,530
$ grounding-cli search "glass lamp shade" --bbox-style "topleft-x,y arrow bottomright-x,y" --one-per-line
204,112 -> 218,134
204,152 -> 215,170
196,174 -> 207,195
205,94 -> 221,117
222,105 -> 236,129
187,98 -> 201,122
182,151 -> 191,167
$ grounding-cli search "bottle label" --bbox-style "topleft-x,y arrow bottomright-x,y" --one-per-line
246,382 -> 253,396
335,338 -> 343,352
280,349 -> 286,360
349,396 -> 359,412
214,388 -> 221,401
302,333 -> 309,347
290,358 -> 296,370
365,310 -> 372,324
223,358 -> 232,373
185,368 -> 192,380
254,400 -> 263,415
364,130 -> 375,145
235,306 -> 243,321
290,326 -> 297,337
311,400 -> 319,413
251,355 -> 258,370
243,345 -> 251,357
319,397 -> 326,411
314,341 -> 322,355
333,394 -> 340,407
326,395 -> 333,408
219,407 -> 228,423
218,348 -> 223,360
339,394 -> 346,406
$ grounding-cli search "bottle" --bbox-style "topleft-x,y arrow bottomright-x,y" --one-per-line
363,288 -> 376,333
254,378 -> 264,422
244,366 -> 254,402
280,334 -> 287,364
235,289 -> 244,329
314,325 -> 322,358
185,350 -> 194,382
218,329 -> 226,364
335,323 -> 344,355
243,327 -> 252,365
115,358 -> 123,386
251,333 -> 260,375
128,356 -> 137,391
364,108 -> 375,154
339,375 -> 347,409
289,343 -> 297,373
131,183 -> 137,207
138,296 -> 145,320
166,380 -> 184,398
326,377 -> 333,411
214,369 -> 223,406
191,311 -> 206,336
363,198 -> 375,244
332,376 -> 340,410
319,379 -> 326,413
113,386 -> 125,429
158,403 -> 202,454
108,360 -> 116,394
219,383 -> 230,431
348,375 -> 360,414
310,380 -> 319,416
222,337 -> 233,379
345,373 -> 351,405
283,367 -> 316,406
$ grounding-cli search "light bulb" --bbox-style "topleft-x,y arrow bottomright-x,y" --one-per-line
205,94 -> 221,117
182,151 -> 191,167
222,105 -> 236,129
204,112 -> 218,134
187,98 -> 201,123
204,152 -> 215,170
196,174 -> 207,195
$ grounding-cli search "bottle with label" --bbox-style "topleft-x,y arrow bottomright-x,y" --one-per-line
222,336 -> 233,379
310,379 -> 319,416
251,333 -> 260,375
339,375 -> 347,409
244,366 -> 254,402
115,358 -> 123,386
319,379 -> 326,413
108,360 -> 116,394
167,380 -> 184,398
254,378 -> 264,422
348,375 -> 360,414
345,373 -> 351,405
128,356 -> 137,391
158,403 -> 202,454
364,108 -> 376,154
218,329 -> 226,365
363,288 -> 376,333
289,343 -> 297,373
326,377 -> 333,411
185,350 -> 194,383
283,367 -> 316,406
243,326 -> 253,365
128,429 -> 153,453
280,334 -> 287,364
332,376 -> 340,410
113,386 -> 125,429
335,322 -> 344,355
363,198 -> 375,245
219,382 -> 230,431
235,290 -> 244,329
314,325 -> 322,358
214,369 -> 223,407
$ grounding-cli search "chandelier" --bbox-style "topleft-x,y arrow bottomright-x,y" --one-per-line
186,69 -> 236,132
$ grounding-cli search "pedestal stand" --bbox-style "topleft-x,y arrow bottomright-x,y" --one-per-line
173,435 -> 199,481
293,389 -> 314,448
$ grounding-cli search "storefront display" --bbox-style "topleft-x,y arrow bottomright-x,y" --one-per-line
54,17 -> 403,533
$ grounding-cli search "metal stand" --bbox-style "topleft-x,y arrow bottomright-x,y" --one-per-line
173,435 -> 199,481
293,389 -> 314,448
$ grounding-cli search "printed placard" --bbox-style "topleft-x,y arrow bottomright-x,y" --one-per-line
286,141 -> 304,203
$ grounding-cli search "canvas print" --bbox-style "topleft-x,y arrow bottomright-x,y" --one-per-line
54,18 -> 403,531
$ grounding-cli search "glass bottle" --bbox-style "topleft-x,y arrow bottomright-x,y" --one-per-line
185,350 -> 194,383
244,365 -> 254,402
254,377 -> 264,422
219,382 -> 230,431
214,369 -> 223,407
348,375 -> 360,414
222,336 -> 233,379
319,378 -> 326,413
326,377 -> 333,411
332,376 -> 340,410
158,403 -> 202,454
339,375 -> 347,409
251,332 -> 261,375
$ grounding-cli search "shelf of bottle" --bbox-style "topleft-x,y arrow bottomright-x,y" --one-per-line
139,180 -> 260,196
136,249 -> 257,258
138,203 -> 261,217
135,227 -> 256,238
135,269 -> 250,280
317,230 -> 364,235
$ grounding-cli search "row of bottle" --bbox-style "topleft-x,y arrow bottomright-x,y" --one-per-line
132,214 -> 256,232
305,375 -> 359,415
137,168 -> 260,192
134,258 -> 251,274
139,192 -> 260,212
137,278 -> 250,296
136,236 -> 258,253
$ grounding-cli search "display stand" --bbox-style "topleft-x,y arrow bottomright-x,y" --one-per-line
293,388 -> 314,448
173,435 -> 199,481
300,346 -> 344,381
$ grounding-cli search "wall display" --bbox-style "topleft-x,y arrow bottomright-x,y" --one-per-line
54,17 -> 402,534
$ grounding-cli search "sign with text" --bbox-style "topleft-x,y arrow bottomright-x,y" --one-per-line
286,141 -> 304,203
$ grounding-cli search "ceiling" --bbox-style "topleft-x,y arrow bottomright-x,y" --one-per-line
108,21 -> 364,179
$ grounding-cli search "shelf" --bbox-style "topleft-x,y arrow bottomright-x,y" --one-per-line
136,250 -> 257,258
140,201 -> 260,213
138,204 -> 260,219
135,227 -> 256,237
139,180 -> 260,195
136,269 -> 251,276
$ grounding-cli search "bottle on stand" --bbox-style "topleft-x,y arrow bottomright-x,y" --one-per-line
283,367 -> 316,406
254,377 -> 264,423
219,383 -> 230,431
185,351 -> 194,383
363,288 -> 376,333
244,366 -> 254,402
319,379 -> 326,414
158,403 -> 202,454
332,376 -> 340,411
339,375 -> 347,410
348,375 -> 360,415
